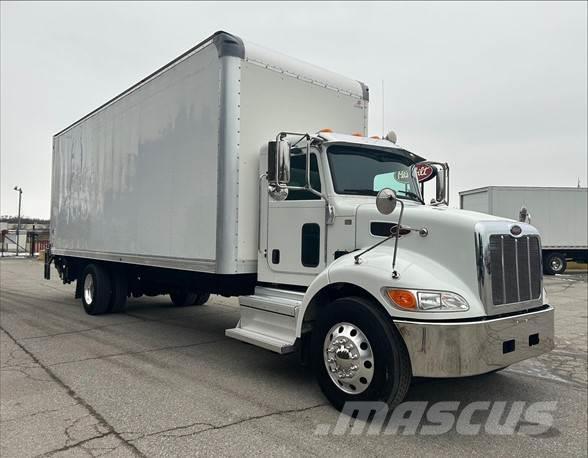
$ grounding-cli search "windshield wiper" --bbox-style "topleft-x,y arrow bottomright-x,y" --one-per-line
343,188 -> 423,203
395,190 -> 424,204
343,189 -> 378,196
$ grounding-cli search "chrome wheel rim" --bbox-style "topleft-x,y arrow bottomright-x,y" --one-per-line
551,258 -> 563,272
83,274 -> 94,305
323,322 -> 374,394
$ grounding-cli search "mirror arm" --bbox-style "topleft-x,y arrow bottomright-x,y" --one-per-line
354,199 -> 405,270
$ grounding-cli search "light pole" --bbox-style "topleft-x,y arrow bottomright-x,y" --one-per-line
13,186 -> 22,256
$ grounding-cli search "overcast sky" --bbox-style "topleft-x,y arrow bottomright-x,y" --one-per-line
1,1 -> 586,218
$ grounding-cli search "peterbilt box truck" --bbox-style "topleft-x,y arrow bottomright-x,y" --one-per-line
46,31 -> 554,410
460,186 -> 588,275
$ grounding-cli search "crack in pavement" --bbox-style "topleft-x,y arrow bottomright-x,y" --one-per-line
0,366 -> 54,383
124,403 -> 328,442
19,321 -> 142,341
0,325 -> 146,458
46,338 -> 226,368
0,403 -> 80,424
41,432 -> 113,457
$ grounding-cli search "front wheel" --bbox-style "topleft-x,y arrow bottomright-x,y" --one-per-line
311,296 -> 412,411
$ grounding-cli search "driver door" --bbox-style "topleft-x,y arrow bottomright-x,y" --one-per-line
266,152 -> 326,283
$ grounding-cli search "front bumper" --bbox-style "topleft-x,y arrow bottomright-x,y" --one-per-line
394,306 -> 554,377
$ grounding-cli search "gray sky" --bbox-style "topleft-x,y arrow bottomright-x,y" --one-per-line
1,1 -> 586,218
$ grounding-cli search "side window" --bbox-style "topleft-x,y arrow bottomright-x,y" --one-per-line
301,223 -> 320,267
287,154 -> 321,201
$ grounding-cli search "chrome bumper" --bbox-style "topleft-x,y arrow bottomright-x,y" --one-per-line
394,306 -> 554,377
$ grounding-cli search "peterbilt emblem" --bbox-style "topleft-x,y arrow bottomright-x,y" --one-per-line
510,225 -> 523,236
415,164 -> 435,183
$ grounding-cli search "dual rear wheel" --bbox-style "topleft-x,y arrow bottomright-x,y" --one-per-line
80,263 -> 209,315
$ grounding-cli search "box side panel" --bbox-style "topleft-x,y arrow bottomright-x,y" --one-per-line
51,43 -> 221,270
460,189 -> 489,213
491,188 -> 588,248
237,60 -> 368,265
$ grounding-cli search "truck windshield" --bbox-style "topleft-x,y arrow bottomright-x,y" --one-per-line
327,145 -> 422,202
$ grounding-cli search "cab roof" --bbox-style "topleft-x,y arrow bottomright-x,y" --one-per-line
316,132 -> 426,163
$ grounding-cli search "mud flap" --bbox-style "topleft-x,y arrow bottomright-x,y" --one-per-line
44,247 -> 52,280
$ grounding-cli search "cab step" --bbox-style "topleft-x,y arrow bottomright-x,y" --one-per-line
225,286 -> 303,354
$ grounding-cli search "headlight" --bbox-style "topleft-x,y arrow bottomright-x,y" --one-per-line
384,288 -> 469,312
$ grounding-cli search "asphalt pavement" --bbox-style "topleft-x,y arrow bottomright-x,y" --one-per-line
1,258 -> 586,457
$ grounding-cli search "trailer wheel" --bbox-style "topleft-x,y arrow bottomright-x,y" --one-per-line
81,264 -> 112,315
169,291 -> 198,307
109,266 -> 128,313
311,296 -> 412,411
544,252 -> 566,275
193,292 -> 210,306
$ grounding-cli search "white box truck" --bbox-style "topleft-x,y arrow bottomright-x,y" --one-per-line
460,186 -> 588,275
47,31 -> 554,411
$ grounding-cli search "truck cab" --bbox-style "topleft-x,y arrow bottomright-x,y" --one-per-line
227,129 -> 554,410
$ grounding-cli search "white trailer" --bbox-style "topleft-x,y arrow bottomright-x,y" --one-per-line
48,31 -> 554,411
460,186 -> 588,274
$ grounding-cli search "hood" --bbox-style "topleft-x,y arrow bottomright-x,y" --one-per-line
353,202 -> 515,306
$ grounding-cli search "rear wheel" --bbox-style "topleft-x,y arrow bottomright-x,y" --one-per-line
311,296 -> 412,411
81,264 -> 112,315
543,252 -> 566,275
169,291 -> 198,307
109,266 -> 128,313
192,292 -> 210,306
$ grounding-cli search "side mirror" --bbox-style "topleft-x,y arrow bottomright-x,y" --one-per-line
435,166 -> 446,204
376,188 -> 398,215
420,161 -> 449,206
267,140 -> 291,185
519,206 -> 531,223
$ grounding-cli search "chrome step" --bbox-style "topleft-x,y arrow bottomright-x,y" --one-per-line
225,286 -> 303,354
225,326 -> 296,354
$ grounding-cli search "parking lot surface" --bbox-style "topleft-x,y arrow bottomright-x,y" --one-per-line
1,259 -> 586,457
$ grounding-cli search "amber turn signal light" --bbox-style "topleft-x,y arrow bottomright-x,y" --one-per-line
386,289 -> 417,310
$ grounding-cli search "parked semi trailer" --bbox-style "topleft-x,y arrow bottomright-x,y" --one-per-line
46,31 -> 554,410
460,186 -> 588,275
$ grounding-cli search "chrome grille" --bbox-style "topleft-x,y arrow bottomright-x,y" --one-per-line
489,234 -> 542,305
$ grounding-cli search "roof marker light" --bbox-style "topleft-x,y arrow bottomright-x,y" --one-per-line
352,132 -> 363,137
319,128 -> 333,133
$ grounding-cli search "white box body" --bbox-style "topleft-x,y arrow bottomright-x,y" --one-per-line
51,32 -> 368,274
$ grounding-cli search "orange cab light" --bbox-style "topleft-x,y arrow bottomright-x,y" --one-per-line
320,128 -> 333,133
387,289 -> 417,310
370,135 -> 381,139
352,132 -> 363,137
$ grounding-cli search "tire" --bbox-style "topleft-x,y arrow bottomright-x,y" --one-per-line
543,252 -> 566,275
169,291 -> 198,307
81,264 -> 112,315
108,266 -> 128,313
192,292 -> 210,306
311,296 -> 412,411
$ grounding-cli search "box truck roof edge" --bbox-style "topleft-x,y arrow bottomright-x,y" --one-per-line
53,31 -> 369,139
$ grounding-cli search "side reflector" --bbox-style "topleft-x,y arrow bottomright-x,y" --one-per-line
387,289 -> 417,310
